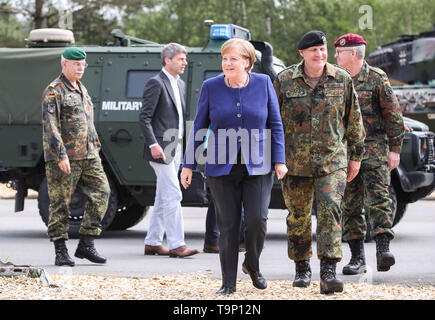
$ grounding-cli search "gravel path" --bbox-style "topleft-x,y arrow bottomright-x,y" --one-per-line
1,272 -> 434,300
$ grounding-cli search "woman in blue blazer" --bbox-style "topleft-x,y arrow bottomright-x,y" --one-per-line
181,38 -> 287,294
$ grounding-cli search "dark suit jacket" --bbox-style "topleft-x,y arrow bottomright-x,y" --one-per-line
139,70 -> 186,164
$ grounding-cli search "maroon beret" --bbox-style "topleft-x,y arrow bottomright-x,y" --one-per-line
334,33 -> 367,47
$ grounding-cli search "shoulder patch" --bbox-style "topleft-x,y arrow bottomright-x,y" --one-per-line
47,103 -> 56,114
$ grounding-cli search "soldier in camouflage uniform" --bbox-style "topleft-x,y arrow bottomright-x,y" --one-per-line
334,34 -> 405,274
274,31 -> 366,294
42,47 -> 110,266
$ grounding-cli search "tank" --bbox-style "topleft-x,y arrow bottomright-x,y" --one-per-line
367,26 -> 435,132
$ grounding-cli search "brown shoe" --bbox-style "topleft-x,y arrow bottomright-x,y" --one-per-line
203,242 -> 219,253
169,245 -> 199,258
144,245 -> 170,256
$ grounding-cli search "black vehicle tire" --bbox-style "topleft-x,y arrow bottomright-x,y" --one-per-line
38,175 -> 118,238
107,204 -> 149,231
389,184 -> 408,227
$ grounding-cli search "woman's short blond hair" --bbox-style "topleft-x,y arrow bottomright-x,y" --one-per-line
221,38 -> 256,72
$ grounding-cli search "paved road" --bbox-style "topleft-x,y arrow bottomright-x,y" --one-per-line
0,199 -> 434,286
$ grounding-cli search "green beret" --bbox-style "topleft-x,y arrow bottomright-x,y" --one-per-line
62,47 -> 86,60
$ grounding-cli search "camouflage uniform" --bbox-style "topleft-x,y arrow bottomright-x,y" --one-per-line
342,61 -> 405,241
42,73 -> 110,242
274,61 -> 366,261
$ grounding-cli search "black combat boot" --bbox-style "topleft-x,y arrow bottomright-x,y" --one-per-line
375,234 -> 395,271
54,240 -> 75,266
320,258 -> 343,294
74,235 -> 107,264
293,260 -> 312,288
342,239 -> 366,275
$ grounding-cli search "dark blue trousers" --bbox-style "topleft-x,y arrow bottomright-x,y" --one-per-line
207,164 -> 273,288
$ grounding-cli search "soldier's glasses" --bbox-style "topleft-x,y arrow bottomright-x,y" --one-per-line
69,61 -> 89,68
335,49 -> 354,55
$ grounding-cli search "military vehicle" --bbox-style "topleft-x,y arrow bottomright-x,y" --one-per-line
367,26 -> 435,132
0,23 -> 433,238
366,27 -> 435,230
0,23 -> 287,236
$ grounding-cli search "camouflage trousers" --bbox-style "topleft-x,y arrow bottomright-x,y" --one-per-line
282,169 -> 347,262
342,159 -> 394,241
45,157 -> 110,241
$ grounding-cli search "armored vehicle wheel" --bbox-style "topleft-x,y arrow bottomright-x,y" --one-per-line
107,203 -> 149,230
37,176 -> 119,238
389,184 -> 408,227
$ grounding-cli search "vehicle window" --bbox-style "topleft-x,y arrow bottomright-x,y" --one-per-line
126,70 -> 159,98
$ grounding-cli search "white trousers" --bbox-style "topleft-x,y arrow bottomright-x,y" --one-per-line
144,144 -> 185,250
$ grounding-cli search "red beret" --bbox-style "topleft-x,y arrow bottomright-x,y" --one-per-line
334,33 -> 367,47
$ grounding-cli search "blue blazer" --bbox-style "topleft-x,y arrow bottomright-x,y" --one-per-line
184,73 -> 285,176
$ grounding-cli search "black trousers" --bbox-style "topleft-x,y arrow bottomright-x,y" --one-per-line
207,164 -> 273,288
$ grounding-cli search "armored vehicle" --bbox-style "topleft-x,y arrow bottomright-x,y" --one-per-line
367,26 -> 435,132
0,24 -> 286,236
0,24 -> 433,237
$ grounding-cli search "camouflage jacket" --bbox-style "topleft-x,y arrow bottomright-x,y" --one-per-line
42,73 -> 101,162
274,61 -> 366,177
353,61 -> 404,161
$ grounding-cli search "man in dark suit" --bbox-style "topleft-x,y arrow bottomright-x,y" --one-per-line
139,43 -> 198,258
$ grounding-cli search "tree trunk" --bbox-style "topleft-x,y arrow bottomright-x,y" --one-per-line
34,0 -> 44,29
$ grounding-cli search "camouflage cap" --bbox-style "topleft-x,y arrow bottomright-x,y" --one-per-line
62,47 -> 86,60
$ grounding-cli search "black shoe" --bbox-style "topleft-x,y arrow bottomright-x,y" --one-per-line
320,258 -> 343,294
54,240 -> 75,266
216,285 -> 236,295
74,235 -> 107,264
375,234 -> 395,272
242,263 -> 267,290
293,260 -> 311,288
343,239 -> 367,275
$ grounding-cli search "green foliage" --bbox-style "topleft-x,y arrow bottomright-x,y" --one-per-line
0,2 -> 28,47
0,0 -> 434,65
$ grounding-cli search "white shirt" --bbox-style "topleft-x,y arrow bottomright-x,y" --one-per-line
162,67 -> 184,139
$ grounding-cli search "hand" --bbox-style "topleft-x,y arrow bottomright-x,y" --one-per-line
347,160 -> 361,182
273,163 -> 288,180
180,167 -> 193,189
388,151 -> 400,171
58,158 -> 71,174
150,144 -> 166,161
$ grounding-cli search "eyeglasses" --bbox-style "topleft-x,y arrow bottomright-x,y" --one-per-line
68,61 -> 89,68
335,49 -> 354,55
